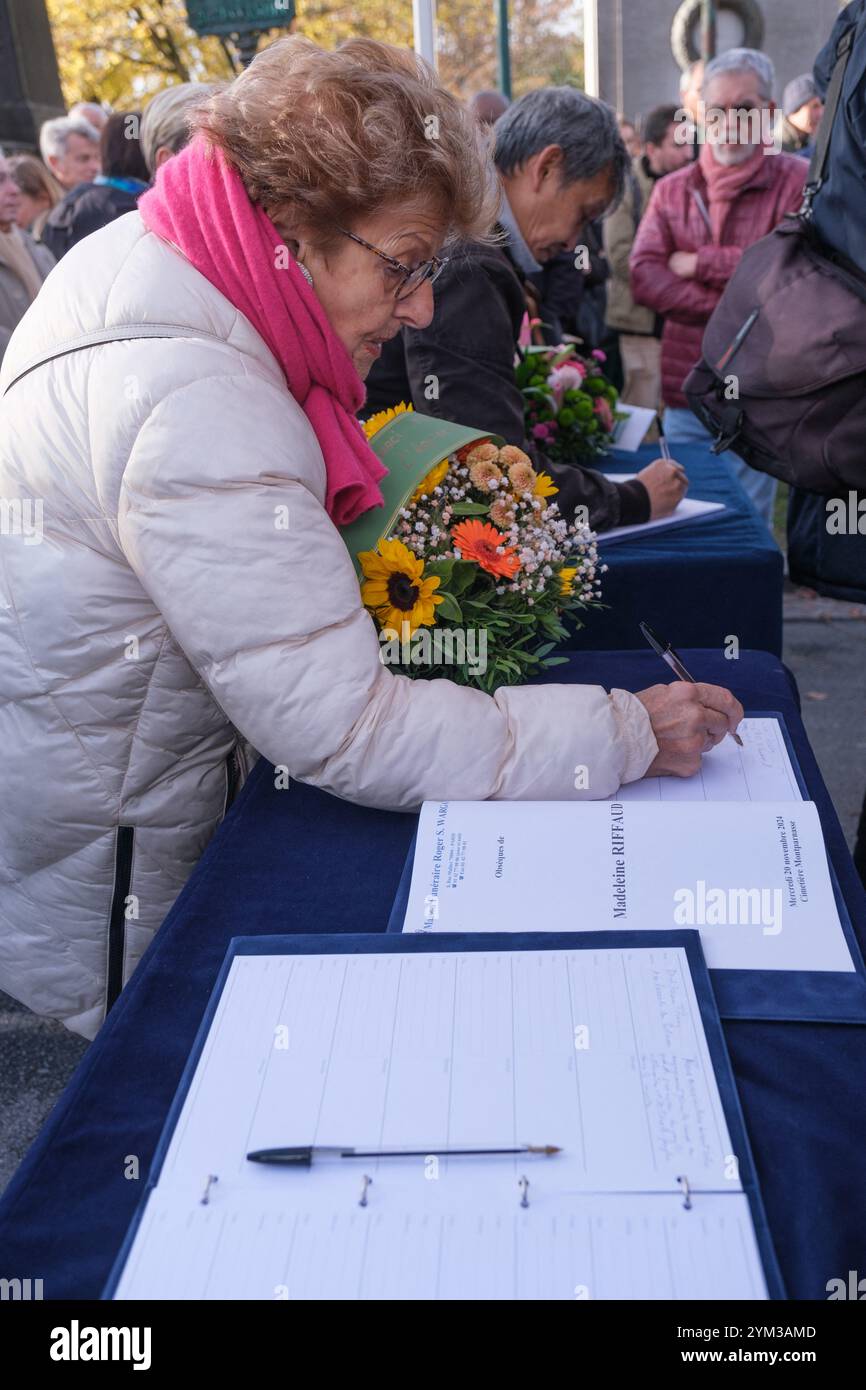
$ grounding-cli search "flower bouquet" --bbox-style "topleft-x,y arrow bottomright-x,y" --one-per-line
516,344 -> 623,466
345,405 -> 606,695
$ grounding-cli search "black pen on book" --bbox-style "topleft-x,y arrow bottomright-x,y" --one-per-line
246,1142 -> 561,1166
639,620 -> 744,747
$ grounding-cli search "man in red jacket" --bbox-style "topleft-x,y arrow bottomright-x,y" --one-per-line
630,48 -> 806,528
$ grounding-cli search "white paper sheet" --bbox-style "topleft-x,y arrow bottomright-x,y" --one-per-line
112,946 -> 769,1300
596,470 -> 724,544
616,717 -> 802,802
116,1189 -> 765,1301
613,403 -> 657,452
599,498 -> 725,545
403,801 -> 852,973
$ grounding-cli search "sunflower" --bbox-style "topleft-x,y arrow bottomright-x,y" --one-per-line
359,537 -> 442,632
451,519 -> 521,580
533,471 -> 559,499
362,401 -> 413,440
411,458 -> 449,503
559,566 -> 578,597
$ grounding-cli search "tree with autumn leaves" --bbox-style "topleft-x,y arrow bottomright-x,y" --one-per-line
45,0 -> 583,107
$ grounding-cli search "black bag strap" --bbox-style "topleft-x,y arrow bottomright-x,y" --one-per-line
801,23 -> 857,219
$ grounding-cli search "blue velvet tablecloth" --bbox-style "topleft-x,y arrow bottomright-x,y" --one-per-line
0,650 -> 863,1300
571,443 -> 783,655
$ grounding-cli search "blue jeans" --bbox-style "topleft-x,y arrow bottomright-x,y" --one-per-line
663,407 -> 778,532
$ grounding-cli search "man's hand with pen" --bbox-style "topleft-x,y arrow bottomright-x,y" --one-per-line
634,429 -> 690,519
634,455 -> 689,518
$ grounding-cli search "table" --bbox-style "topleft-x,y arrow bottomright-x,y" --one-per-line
1,651 -> 864,1300
568,443 -> 784,655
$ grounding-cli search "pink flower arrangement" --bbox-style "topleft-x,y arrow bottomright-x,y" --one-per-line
548,361 -> 587,409
593,397 -> 614,432
516,343 -> 622,465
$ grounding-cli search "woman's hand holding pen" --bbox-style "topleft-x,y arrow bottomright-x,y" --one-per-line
635,457 -> 689,519
634,682 -> 745,778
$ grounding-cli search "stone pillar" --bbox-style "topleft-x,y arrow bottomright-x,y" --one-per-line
0,0 -> 65,153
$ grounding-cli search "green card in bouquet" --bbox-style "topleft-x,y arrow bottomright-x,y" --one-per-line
342,408 -> 503,571
345,403 -> 605,694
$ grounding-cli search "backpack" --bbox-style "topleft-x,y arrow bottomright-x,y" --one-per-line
683,8 -> 866,494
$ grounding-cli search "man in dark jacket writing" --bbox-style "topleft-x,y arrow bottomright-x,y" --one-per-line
365,88 -> 687,533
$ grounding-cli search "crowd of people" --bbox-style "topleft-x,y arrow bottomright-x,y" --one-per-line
0,46 -> 827,539
0,23 -> 861,1039
0,84 -> 211,357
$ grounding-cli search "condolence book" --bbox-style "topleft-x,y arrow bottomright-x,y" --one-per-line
103,933 -> 782,1301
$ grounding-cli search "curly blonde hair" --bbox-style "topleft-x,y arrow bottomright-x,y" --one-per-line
194,36 -> 499,251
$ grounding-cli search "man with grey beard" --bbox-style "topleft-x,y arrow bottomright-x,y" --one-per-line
630,48 -> 806,528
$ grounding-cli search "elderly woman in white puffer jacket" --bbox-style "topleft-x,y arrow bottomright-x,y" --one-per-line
0,37 -> 743,1040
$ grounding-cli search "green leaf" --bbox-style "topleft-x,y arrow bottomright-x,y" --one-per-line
462,596 -> 497,619
449,561 -> 479,595
425,558 -> 454,584
435,592 -> 463,623
450,501 -> 490,517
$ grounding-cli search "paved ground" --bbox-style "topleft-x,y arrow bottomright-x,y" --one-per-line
782,584 -> 866,854
1,587 -> 864,1198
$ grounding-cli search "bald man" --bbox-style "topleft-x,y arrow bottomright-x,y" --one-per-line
470,90 -> 510,126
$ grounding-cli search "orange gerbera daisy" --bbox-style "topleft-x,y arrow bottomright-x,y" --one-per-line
451,519 -> 521,580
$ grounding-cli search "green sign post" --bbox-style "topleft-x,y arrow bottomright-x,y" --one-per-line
185,1 -> 295,67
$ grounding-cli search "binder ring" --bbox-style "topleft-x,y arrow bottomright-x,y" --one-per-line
201,1173 -> 219,1206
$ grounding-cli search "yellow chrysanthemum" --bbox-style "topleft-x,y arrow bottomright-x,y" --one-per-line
559,566 -> 578,597
411,458 -> 449,502
358,536 -> 442,633
362,401 -> 413,439
534,471 -> 559,499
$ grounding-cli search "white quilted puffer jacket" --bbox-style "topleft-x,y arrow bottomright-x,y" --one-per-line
0,212 -> 658,1040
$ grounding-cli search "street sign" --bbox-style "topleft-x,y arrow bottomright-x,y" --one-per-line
185,1 -> 295,37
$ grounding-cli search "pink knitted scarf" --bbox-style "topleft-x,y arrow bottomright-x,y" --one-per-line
138,137 -> 386,526
698,143 -> 766,242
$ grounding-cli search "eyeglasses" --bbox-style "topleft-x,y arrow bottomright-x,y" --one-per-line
337,227 -> 449,301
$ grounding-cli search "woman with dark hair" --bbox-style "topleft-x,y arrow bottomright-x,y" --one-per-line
41,111 -> 150,260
